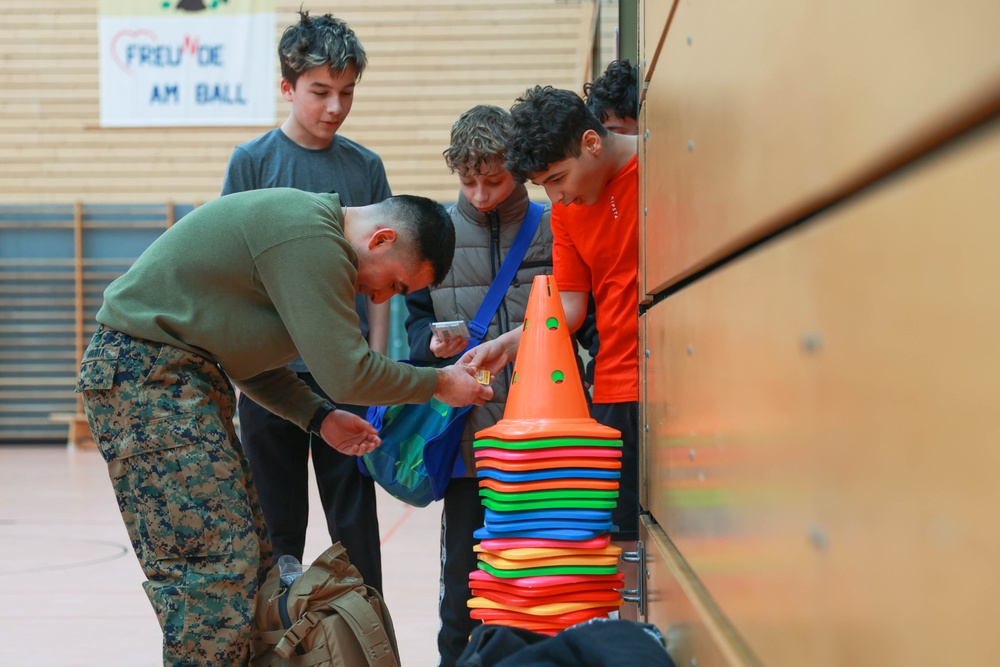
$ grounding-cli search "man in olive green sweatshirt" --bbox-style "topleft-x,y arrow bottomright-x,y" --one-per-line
76,187 -> 490,666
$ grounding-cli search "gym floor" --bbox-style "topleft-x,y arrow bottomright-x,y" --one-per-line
0,444 -> 442,666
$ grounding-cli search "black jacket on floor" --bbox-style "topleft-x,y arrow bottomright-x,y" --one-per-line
456,618 -> 675,667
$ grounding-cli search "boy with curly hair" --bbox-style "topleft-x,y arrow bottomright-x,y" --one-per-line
406,104 -> 563,665
462,86 -> 640,615
584,59 -> 640,135
573,59 -> 640,393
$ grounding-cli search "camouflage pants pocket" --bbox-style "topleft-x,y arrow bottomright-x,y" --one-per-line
78,328 -> 244,561
76,340 -> 123,463
116,412 -> 235,561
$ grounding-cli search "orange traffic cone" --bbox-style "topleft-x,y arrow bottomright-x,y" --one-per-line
476,275 -> 619,441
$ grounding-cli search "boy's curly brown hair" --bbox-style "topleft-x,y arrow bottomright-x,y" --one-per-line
442,105 -> 511,177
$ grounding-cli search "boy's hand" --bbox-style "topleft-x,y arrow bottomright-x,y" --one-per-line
434,364 -> 493,407
318,409 -> 381,456
459,332 -> 519,377
430,333 -> 467,359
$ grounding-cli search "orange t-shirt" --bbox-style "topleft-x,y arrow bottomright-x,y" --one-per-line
550,155 -> 638,403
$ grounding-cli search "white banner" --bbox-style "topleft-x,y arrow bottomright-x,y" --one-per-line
99,0 -> 275,127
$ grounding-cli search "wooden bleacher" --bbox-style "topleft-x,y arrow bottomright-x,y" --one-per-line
0,203 -> 178,446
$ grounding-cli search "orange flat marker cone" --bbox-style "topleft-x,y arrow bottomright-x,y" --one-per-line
477,275 -> 619,441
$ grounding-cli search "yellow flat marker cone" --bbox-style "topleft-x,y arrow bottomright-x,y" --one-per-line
473,544 -> 623,560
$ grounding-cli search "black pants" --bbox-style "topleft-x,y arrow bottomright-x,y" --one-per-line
591,401 -> 640,542
438,477 -> 485,667
238,372 -> 382,592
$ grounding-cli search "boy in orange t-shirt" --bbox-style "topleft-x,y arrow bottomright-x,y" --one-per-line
462,85 -> 640,554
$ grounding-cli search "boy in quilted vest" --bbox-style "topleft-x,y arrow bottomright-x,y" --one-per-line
403,105 -> 561,666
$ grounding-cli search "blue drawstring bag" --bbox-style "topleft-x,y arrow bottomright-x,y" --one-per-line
358,203 -> 543,507
360,397 -> 472,507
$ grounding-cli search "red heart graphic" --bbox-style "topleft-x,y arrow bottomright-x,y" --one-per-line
110,29 -> 158,75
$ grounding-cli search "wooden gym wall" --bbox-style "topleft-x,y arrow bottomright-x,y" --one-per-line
637,1 -> 1000,665
0,0 -> 598,205
0,1 -> 621,444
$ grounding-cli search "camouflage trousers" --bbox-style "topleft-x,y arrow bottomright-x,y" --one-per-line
77,326 -> 272,666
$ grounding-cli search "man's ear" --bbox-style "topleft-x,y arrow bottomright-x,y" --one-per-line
581,129 -> 603,157
367,227 -> 397,251
280,78 -> 294,102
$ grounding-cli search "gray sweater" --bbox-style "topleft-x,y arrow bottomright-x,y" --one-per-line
99,189 -> 437,431
221,128 -> 392,373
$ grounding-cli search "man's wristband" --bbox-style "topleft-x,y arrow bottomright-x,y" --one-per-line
308,401 -> 337,435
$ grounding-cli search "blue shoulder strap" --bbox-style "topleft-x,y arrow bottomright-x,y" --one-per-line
466,202 -> 544,345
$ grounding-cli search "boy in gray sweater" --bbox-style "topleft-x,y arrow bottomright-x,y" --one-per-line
221,11 -> 390,591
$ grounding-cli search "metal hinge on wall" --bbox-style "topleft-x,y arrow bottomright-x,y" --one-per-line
621,540 -> 646,617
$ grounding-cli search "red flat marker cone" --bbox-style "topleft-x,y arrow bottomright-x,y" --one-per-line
477,275 -> 619,441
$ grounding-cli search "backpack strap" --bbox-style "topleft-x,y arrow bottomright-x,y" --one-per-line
277,587 -> 307,656
327,588 -> 400,667
466,201 -> 544,345
365,585 -> 400,664
272,588 -> 399,666
273,609 -> 325,659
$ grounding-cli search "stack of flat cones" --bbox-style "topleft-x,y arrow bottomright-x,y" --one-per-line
467,275 -> 624,635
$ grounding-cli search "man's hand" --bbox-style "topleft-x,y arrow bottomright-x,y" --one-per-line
430,333 -> 467,359
318,409 -> 381,456
434,363 -> 493,407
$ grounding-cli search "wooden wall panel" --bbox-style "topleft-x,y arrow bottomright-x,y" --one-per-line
0,1 -> 593,204
638,98 -> 651,303
638,0 -> 674,84
641,516 -> 757,667
638,218 -> 650,510
642,0 -> 1000,295
644,119 -> 1000,666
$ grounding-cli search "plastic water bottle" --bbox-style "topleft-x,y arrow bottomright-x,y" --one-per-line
278,554 -> 303,587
